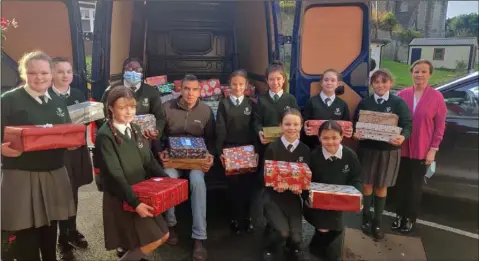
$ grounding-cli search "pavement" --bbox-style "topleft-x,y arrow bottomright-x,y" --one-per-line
71,183 -> 478,261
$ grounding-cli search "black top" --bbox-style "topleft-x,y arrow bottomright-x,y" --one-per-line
215,97 -> 256,154
253,92 -> 299,133
1,87 -> 72,171
353,94 -> 412,150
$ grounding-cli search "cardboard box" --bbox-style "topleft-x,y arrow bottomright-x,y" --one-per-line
3,124 -> 86,152
168,137 -> 208,159
358,110 -> 399,126
163,157 -> 209,170
123,178 -> 188,216
309,182 -> 362,212
264,160 -> 312,193
67,101 -> 105,124
222,145 -> 258,175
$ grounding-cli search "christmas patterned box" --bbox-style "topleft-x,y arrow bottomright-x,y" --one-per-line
358,110 -> 399,126
357,129 -> 398,142
156,83 -> 174,94
67,101 -> 105,124
173,80 -> 182,92
355,122 -> 402,135
222,145 -> 258,175
168,137 -> 208,159
3,124 -> 86,152
203,101 -> 219,119
132,114 -> 156,133
263,127 -> 282,143
305,120 -> 353,137
123,177 -> 188,216
160,91 -> 181,104
309,182 -> 362,212
222,84 -> 256,98
145,75 -> 168,86
200,79 -> 222,98
264,160 -> 312,193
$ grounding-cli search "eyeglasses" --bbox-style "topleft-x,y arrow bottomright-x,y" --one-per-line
124,67 -> 143,73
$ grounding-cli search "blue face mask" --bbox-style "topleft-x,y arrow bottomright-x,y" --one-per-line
123,71 -> 142,85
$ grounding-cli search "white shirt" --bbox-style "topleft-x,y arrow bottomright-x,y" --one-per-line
374,91 -> 390,104
269,89 -> 284,100
51,85 -> 71,97
113,121 -> 132,137
229,95 -> 245,105
281,136 -> 300,152
320,91 -> 336,106
24,85 -> 51,104
322,144 -> 343,160
413,95 -> 419,112
123,80 -> 141,92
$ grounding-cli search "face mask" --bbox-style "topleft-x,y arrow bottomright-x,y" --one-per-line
123,71 -> 142,85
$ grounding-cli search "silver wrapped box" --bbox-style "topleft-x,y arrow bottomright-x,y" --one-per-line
132,114 -> 157,133
67,101 -> 105,124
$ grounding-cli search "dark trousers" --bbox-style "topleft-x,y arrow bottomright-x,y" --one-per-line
229,173 -> 255,221
310,230 -> 344,261
58,185 -> 79,245
12,222 -> 58,261
395,157 -> 428,220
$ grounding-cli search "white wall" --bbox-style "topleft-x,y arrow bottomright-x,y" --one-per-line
409,45 -> 472,70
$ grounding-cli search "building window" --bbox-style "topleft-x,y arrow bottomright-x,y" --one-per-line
80,7 -> 95,33
433,48 -> 445,61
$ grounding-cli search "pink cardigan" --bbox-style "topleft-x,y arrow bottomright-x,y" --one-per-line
397,86 -> 447,160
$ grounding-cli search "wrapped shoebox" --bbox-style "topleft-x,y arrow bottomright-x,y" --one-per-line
145,75 -> 168,86
157,83 -> 174,94
173,80 -> 182,92
67,101 -> 105,124
200,79 -> 222,98
160,91 -> 181,104
356,115 -> 402,142
123,177 -> 188,216
264,160 -> 312,193
357,130 -> 399,142
168,137 -> 208,159
203,101 -> 219,119
222,84 -> 256,98
132,114 -> 156,133
358,110 -> 398,126
3,124 -> 86,152
263,126 -> 282,143
309,182 -> 362,212
355,122 -> 402,134
305,120 -> 353,136
222,145 -> 258,175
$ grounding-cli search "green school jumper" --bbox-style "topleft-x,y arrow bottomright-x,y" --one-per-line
253,92 -> 299,133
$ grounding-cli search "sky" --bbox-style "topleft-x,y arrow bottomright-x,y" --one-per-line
447,1 -> 479,18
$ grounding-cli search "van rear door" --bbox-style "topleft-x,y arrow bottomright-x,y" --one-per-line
289,0 -> 370,117
1,0 -> 87,96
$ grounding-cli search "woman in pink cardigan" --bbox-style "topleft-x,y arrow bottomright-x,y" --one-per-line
393,59 -> 447,233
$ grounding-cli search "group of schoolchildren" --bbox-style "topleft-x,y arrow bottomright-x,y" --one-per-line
1,50 -> 413,261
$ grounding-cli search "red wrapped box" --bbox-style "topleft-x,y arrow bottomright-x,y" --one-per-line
3,124 -> 86,152
305,120 -> 353,137
145,75 -> 167,86
123,178 -> 189,216
174,80 -> 182,92
222,84 -> 256,97
199,79 -> 222,98
264,160 -> 312,193
309,183 -> 362,212
222,145 -> 258,175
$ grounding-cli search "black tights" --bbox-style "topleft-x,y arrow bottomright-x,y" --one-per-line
12,222 -> 58,261
59,185 -> 79,245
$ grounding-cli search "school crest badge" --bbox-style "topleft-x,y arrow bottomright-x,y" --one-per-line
244,107 -> 251,115
142,98 -> 149,107
56,108 -> 65,118
334,108 -> 342,116
342,164 -> 350,173
385,107 -> 391,113
298,156 -> 304,163
138,140 -> 144,149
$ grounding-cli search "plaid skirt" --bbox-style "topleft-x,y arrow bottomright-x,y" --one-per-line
360,148 -> 401,187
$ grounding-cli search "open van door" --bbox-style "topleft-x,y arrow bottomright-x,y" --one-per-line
289,0 -> 370,118
1,0 -> 87,96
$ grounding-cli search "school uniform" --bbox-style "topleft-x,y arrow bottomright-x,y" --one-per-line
303,145 -> 361,261
95,122 -> 169,251
1,86 -> 76,260
216,95 -> 257,226
263,137 -> 310,252
302,92 -> 350,149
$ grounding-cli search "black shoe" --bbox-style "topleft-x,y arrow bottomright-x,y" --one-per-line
400,218 -> 415,234
58,243 -> 74,261
391,216 -> 404,230
69,231 -> 88,249
166,226 -> 179,245
116,247 -> 126,258
262,250 -> 274,261
361,216 -> 372,235
372,221 -> 384,240
244,218 -> 254,234
230,220 -> 241,234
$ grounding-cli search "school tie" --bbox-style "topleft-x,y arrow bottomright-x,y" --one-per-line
126,127 -> 132,139
38,95 -> 46,104
287,144 -> 294,152
236,98 -> 240,107
325,98 -> 332,107
329,156 -> 338,161
273,94 -> 279,103
60,93 -> 69,99
377,98 -> 384,104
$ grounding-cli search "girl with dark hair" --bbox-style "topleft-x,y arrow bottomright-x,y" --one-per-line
94,85 -> 170,261
216,69 -> 257,234
304,120 -> 362,261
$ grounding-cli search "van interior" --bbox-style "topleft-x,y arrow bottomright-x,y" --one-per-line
110,1 -> 275,92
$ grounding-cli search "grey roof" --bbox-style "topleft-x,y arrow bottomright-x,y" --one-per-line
410,37 -> 478,46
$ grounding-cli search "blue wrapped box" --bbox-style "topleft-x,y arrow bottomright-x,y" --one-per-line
168,137 -> 208,159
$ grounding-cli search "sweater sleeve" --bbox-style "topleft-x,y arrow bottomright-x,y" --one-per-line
302,98 -> 314,120
204,109 -> 216,155
342,102 -> 351,121
347,150 -> 362,193
352,101 -> 364,132
253,98 -> 264,133
1,94 -> 11,142
97,134 -> 141,208
149,88 -> 166,137
146,150 -> 168,178
290,95 -> 300,110
397,99 -> 413,139
430,92 -> 447,149
215,101 -> 227,155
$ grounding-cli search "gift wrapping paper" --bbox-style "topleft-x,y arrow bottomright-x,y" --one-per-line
309,182 -> 362,212
358,110 -> 399,126
132,114 -> 157,133
200,79 -> 222,98
163,157 -> 208,170
305,120 -> 353,136
355,122 -> 402,135
145,75 -> 168,86
264,160 -> 312,192
123,178 -> 188,216
173,80 -> 182,92
357,129 -> 398,142
160,91 -> 181,104
263,127 -> 282,142
67,101 -> 105,124
168,137 -> 208,159
157,83 -> 174,94
3,124 -> 86,152
223,145 -> 258,175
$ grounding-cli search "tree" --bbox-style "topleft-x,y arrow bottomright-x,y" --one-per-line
379,11 -> 399,39
446,13 -> 479,40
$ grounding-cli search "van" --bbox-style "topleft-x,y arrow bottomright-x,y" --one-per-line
1,0 -> 370,187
